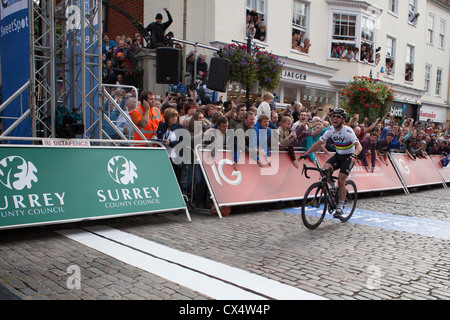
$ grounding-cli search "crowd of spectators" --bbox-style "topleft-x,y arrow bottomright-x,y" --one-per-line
101,32 -> 142,85
331,42 -> 380,65
346,112 -> 450,170
246,8 -> 266,41
291,32 -> 311,54
102,85 -> 450,208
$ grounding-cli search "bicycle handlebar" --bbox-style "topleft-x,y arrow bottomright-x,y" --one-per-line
302,164 -> 334,180
302,164 -> 319,179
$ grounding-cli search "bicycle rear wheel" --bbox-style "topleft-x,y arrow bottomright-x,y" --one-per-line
338,180 -> 357,222
301,182 -> 327,230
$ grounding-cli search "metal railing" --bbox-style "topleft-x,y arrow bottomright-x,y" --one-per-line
0,81 -> 32,138
99,84 -> 149,146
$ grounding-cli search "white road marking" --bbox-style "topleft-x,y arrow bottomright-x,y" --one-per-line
285,207 -> 450,241
57,225 -> 325,300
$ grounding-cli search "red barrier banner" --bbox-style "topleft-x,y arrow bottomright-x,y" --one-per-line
314,153 -> 405,193
390,153 -> 445,188
430,155 -> 450,183
197,149 -> 444,217
197,150 -> 321,207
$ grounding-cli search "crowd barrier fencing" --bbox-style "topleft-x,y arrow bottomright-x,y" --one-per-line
390,153 -> 448,190
195,148 -> 449,218
0,142 -> 190,230
430,155 -> 450,183
2,142 -> 446,228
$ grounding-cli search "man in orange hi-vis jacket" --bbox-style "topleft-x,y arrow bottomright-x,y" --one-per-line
129,90 -> 163,146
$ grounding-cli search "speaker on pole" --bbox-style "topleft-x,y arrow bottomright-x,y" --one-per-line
156,47 -> 181,84
207,58 -> 230,92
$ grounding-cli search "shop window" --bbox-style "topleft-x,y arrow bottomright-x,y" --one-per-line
283,86 -> 298,104
300,88 -> 336,111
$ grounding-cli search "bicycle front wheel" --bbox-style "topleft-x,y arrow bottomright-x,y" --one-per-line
301,182 -> 327,230
338,180 -> 357,222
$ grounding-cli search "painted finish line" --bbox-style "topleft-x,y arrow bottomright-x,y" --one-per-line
284,207 -> 450,241
57,226 -> 325,300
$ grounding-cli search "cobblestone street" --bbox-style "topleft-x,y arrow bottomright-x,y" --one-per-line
1,186 -> 449,302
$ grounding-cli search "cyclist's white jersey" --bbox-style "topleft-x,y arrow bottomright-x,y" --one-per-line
319,125 -> 358,155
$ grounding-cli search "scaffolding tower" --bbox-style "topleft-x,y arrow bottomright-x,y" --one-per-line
1,0 -> 103,142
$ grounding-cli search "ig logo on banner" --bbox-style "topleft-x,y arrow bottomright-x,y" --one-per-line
210,159 -> 242,186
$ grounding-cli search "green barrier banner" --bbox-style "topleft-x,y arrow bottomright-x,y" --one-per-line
0,146 -> 188,230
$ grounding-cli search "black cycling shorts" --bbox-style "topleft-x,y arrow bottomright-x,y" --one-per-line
326,153 -> 355,176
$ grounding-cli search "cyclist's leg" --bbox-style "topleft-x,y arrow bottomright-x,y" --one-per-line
324,155 -> 338,185
337,172 -> 348,204
337,155 -> 354,207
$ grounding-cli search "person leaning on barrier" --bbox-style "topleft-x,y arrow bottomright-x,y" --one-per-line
359,131 -> 378,172
203,116 -> 233,166
252,114 -> 273,167
278,116 -> 299,168
129,90 -> 163,146
375,131 -> 394,166
233,111 -> 257,167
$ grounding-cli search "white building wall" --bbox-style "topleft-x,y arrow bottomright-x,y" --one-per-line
144,0 -> 450,123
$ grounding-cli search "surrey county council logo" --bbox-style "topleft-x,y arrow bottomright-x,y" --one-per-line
107,156 -> 138,185
0,156 -> 38,191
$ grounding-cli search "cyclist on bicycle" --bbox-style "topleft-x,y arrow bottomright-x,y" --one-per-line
299,108 -> 362,217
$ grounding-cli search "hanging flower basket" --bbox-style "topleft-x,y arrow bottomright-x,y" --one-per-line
218,44 -> 283,91
340,76 -> 395,123
254,49 -> 283,91
218,44 -> 258,89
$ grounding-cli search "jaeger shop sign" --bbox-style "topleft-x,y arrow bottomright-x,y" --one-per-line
0,146 -> 187,230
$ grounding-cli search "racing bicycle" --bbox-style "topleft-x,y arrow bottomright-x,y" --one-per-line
301,163 -> 357,230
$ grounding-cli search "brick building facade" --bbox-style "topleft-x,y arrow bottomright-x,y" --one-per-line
103,1 -> 144,40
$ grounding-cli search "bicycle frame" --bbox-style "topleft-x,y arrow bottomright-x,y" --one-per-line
302,163 -> 338,212
300,161 -> 358,229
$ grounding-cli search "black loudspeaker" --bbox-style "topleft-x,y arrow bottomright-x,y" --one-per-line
156,47 -> 181,84
207,58 -> 230,92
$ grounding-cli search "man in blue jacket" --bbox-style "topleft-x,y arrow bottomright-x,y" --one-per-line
252,114 -> 272,167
